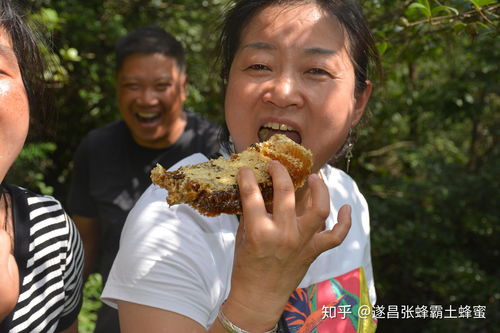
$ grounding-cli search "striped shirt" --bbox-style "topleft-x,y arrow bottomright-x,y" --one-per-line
0,184 -> 84,333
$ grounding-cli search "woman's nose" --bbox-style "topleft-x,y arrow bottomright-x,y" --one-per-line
263,73 -> 304,109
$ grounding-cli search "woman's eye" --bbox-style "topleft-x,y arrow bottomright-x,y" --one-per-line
306,68 -> 332,77
247,64 -> 269,71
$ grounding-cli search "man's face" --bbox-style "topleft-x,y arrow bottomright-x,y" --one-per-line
116,53 -> 187,149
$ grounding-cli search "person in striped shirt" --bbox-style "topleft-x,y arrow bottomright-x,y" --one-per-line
0,1 -> 84,332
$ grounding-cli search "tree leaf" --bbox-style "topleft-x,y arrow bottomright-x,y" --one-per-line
432,5 -> 460,16
453,22 -> 468,33
470,0 -> 497,8
377,42 -> 389,56
408,2 -> 432,18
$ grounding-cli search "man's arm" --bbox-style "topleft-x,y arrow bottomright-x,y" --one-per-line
72,215 -> 99,281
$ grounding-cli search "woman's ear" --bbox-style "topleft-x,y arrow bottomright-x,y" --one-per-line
351,80 -> 372,127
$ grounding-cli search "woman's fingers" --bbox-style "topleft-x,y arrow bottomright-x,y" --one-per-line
237,166 -> 267,226
237,160 -> 350,258
268,161 -> 296,224
314,204 -> 352,253
299,174 -> 350,258
299,173 -> 330,237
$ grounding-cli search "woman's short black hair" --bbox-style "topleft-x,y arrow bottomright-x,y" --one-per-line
217,0 -> 381,162
219,0 -> 380,96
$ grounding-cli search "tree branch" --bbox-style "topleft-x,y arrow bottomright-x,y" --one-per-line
405,4 -> 499,28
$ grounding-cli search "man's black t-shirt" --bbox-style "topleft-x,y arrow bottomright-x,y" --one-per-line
67,110 -> 221,282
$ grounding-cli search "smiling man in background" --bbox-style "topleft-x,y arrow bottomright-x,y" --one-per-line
67,26 -> 220,333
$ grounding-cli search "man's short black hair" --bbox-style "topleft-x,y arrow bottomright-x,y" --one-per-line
115,26 -> 185,73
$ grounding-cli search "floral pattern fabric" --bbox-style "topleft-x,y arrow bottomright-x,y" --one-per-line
283,267 -> 377,333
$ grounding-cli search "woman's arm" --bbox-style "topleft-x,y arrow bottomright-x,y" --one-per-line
118,301 -> 207,333
117,300 -> 276,333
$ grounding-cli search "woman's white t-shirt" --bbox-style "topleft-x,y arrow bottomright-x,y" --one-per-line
102,153 -> 376,331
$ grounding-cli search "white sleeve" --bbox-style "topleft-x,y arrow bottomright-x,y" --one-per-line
333,168 -> 376,306
301,166 -> 376,305
101,155 -> 227,328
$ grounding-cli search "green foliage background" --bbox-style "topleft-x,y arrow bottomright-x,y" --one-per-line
7,0 -> 498,332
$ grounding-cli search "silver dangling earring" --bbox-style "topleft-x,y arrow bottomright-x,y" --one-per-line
345,129 -> 354,173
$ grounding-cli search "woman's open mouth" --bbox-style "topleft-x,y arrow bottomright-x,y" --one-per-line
258,122 -> 302,144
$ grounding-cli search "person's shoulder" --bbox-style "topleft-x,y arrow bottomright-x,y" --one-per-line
168,152 -> 209,171
322,164 -> 357,184
7,183 -> 45,201
137,153 -> 209,208
75,120 -> 130,157
185,110 -> 221,132
124,152 -> 223,242
321,164 -> 367,204
7,184 -> 69,224
183,110 -> 221,156
82,120 -> 128,144
10,184 -> 64,208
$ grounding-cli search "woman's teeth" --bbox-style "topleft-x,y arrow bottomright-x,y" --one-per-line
258,122 -> 302,144
262,122 -> 295,131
